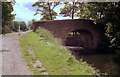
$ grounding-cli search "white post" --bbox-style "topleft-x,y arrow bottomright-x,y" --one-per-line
29,26 -> 30,31
19,25 -> 20,32
19,25 -> 20,35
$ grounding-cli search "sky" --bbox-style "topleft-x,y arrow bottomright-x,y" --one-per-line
12,0 -> 79,25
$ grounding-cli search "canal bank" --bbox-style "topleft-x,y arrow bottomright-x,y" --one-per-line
69,49 -> 120,75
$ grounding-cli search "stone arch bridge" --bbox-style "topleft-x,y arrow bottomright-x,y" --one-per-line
33,19 -> 104,49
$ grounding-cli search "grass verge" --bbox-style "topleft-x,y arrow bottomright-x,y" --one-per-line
19,28 -> 99,75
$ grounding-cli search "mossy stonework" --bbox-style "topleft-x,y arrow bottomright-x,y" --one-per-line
33,19 -> 104,49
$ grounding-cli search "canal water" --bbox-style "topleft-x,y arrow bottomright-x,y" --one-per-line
70,50 -> 120,75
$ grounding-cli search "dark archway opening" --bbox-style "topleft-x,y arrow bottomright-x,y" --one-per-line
65,29 -> 93,48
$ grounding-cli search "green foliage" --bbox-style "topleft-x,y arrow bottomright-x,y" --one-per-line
28,19 -> 34,30
2,2 -> 27,33
13,21 -> 19,32
3,25 -> 12,33
67,55 -> 76,65
60,1 -> 81,19
77,2 -> 120,53
32,2 -> 60,20
77,3 -> 91,19
2,2 -> 16,33
0,2 -> 2,34
19,21 -> 27,31
91,2 -> 120,53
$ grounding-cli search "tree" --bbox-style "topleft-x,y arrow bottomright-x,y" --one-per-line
28,19 -> 35,30
2,2 -> 16,33
0,2 -> 2,34
59,1 -> 80,19
32,1 -> 60,20
13,21 -> 19,32
80,2 -> 120,53
77,3 -> 92,19
101,2 -> 120,53
19,21 -> 27,31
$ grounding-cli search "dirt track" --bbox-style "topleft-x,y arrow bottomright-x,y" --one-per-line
2,32 -> 33,75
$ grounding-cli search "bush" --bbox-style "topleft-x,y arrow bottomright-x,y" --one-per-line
67,55 -> 77,65
3,25 -> 12,33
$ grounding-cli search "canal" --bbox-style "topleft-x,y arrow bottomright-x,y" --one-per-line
70,49 -> 120,75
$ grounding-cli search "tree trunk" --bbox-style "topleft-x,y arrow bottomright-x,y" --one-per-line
72,2 -> 75,19
47,2 -> 52,20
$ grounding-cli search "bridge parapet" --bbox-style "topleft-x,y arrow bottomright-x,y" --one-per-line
33,19 -> 104,49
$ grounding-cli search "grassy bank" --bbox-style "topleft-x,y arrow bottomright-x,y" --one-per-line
19,28 -> 99,75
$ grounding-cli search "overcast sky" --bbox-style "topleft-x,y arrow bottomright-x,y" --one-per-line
12,0 -> 79,25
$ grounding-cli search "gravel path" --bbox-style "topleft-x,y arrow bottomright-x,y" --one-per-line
2,31 -> 33,75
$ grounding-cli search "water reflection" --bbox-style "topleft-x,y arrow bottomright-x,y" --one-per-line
70,50 -> 120,75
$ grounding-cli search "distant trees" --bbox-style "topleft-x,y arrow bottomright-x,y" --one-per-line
13,21 -> 19,32
19,21 -> 27,31
28,19 -> 35,30
32,1 -> 60,20
13,21 -> 27,32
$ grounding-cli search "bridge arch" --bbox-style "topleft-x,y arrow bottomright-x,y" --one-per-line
65,29 -> 94,49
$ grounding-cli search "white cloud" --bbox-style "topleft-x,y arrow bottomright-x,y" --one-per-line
12,2 -> 41,24
15,0 -> 39,3
12,1 -> 79,24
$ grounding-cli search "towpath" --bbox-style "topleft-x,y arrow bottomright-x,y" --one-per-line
1,31 -> 33,75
